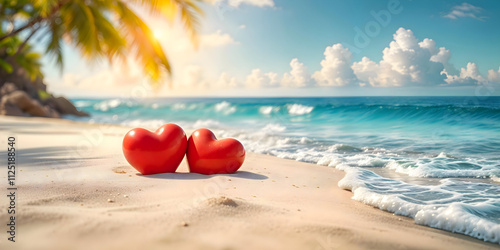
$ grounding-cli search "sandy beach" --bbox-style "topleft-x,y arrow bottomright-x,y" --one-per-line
0,116 -> 498,250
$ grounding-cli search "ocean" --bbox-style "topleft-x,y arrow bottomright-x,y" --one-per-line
70,96 -> 500,244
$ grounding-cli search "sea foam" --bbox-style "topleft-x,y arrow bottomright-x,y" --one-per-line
94,99 -> 122,111
287,104 -> 314,115
214,101 -> 236,115
338,168 -> 500,244
259,106 -> 275,115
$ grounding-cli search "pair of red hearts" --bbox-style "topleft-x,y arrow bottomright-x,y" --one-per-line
122,124 -> 245,175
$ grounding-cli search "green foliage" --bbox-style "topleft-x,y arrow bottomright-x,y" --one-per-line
0,0 -> 205,88
0,29 -> 44,80
38,89 -> 51,100
0,58 -> 13,73
17,49 -> 43,81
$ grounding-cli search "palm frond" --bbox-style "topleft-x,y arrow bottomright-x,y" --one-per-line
130,0 -> 203,46
59,0 -> 100,59
0,58 -> 13,73
88,5 -> 127,63
32,0 -> 60,18
113,1 -> 171,87
16,51 -> 44,80
2,0 -> 205,89
45,17 -> 64,72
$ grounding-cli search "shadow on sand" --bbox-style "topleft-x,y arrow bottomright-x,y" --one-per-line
138,170 -> 268,180
13,146 -> 102,168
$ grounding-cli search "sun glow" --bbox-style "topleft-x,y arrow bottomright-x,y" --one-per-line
153,29 -> 165,40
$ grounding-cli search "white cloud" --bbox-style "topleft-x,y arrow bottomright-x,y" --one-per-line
487,67 -> 500,83
215,72 -> 240,88
227,0 -> 274,8
55,59 -> 147,94
282,58 -> 311,87
352,28 -> 446,87
443,3 -> 485,20
351,57 -> 380,86
173,66 -> 241,90
192,27 -> 497,90
239,24 -> 246,29
201,30 -> 238,48
178,65 -> 208,89
429,46 -> 458,74
245,69 -> 279,88
444,62 -> 485,85
312,44 -> 357,87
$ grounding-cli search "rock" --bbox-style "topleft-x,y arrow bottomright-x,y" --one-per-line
0,102 -> 24,116
44,96 -> 89,117
33,77 -> 47,92
0,82 -> 18,97
0,66 -> 39,99
0,57 -> 88,118
0,90 -> 59,118
0,55 -> 43,100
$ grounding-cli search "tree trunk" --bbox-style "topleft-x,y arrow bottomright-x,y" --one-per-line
0,16 -> 43,42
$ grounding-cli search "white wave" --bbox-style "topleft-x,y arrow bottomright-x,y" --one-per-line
338,168 -> 500,244
385,159 -> 500,178
171,103 -> 186,110
215,101 -> 236,115
151,103 -> 159,109
188,104 -> 199,110
299,137 -> 310,144
415,202 -> 500,244
93,99 -> 122,111
261,123 -> 286,133
120,119 -> 166,129
193,119 -> 221,129
259,106 -> 274,115
273,148 -> 324,163
362,147 -> 388,153
317,155 -> 343,167
73,100 -> 93,108
287,104 -> 314,115
327,144 -> 362,153
436,152 -> 448,158
491,176 -> 500,183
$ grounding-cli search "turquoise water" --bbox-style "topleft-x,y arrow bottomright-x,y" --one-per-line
70,96 -> 500,243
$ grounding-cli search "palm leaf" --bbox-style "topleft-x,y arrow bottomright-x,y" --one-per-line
113,1 -> 171,87
130,0 -> 203,46
3,0 -> 204,88
88,4 -> 127,63
0,58 -> 13,73
59,0 -> 100,59
33,0 -> 60,18
45,17 -> 64,72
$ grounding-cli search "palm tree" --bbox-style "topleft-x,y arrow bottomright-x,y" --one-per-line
0,33 -> 43,81
0,0 -> 204,87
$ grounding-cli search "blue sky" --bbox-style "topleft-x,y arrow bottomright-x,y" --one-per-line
210,0 -> 500,73
41,0 -> 500,97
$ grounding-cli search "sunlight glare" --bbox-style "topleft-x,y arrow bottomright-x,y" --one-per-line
153,29 -> 164,40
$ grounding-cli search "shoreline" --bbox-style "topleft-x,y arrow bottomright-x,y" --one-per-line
0,116 -> 498,249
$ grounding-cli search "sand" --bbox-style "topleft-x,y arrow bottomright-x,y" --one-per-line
0,116 -> 498,250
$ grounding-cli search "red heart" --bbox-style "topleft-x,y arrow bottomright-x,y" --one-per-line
122,123 -> 187,175
186,128 -> 245,175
